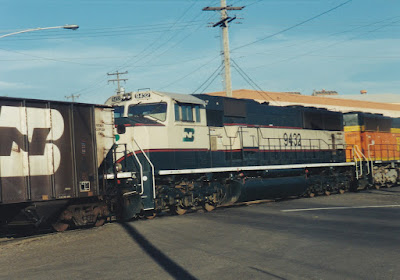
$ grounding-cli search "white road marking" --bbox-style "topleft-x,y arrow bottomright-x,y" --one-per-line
281,205 -> 400,212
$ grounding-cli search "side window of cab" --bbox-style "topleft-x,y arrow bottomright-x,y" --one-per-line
175,103 -> 201,123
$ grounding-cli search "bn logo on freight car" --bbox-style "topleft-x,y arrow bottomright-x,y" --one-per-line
0,106 -> 64,177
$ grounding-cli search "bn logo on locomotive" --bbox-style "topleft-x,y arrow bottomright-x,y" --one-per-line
183,128 -> 195,142
0,106 -> 64,177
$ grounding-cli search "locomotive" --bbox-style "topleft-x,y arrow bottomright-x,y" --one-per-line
1,90 -> 398,231
344,112 -> 400,188
104,90 -> 355,219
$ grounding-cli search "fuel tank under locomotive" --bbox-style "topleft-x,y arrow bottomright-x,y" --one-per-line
237,176 -> 307,202
224,167 -> 353,204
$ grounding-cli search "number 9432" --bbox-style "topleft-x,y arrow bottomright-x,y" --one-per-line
283,133 -> 301,147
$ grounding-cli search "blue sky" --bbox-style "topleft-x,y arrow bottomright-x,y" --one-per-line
0,0 -> 399,103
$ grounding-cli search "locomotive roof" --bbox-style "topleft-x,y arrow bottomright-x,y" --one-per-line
205,89 -> 400,117
105,90 -> 206,106
160,91 -> 206,105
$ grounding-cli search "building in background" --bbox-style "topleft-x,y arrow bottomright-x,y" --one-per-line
206,89 -> 400,118
312,89 -> 338,96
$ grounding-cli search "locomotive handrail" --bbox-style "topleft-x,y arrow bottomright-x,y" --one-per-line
111,143 -> 144,195
257,127 -> 345,149
366,143 -> 400,162
352,148 -> 359,179
367,143 -> 374,178
123,147 -> 145,196
352,145 -> 364,179
132,138 -> 156,199
354,145 -> 370,175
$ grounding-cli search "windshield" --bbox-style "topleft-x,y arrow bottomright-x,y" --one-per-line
128,102 -> 167,122
113,106 -> 125,119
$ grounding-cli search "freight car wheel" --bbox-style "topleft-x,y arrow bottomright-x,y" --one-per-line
339,189 -> 345,194
325,191 -> 331,196
309,193 -> 315,198
52,222 -> 69,232
204,203 -> 215,212
374,185 -> 381,190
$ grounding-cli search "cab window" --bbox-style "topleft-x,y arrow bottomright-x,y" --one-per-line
113,106 -> 124,119
175,103 -> 201,122
128,102 -> 167,122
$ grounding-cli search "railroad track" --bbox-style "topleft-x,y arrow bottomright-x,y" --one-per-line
3,187 -> 397,243
0,231 -> 56,245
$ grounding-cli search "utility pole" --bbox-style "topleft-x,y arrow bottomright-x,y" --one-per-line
65,94 -> 80,102
107,71 -> 128,94
203,1 -> 244,97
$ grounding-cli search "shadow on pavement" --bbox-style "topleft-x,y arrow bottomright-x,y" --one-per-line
249,266 -> 287,280
121,222 -> 197,280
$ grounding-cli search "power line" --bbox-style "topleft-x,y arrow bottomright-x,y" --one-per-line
114,0 -> 199,71
199,66 -> 225,94
0,26 -> 203,41
245,0 -> 262,8
232,0 -> 353,52
67,1 -> 208,97
192,62 -> 224,94
118,0 -> 217,75
250,17 -> 400,69
140,13 -> 216,68
234,15 -> 400,59
231,58 -> 281,105
0,47 -> 108,67
159,54 -> 220,90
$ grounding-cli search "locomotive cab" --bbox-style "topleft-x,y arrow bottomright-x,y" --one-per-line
105,90 -> 208,215
105,90 -> 209,170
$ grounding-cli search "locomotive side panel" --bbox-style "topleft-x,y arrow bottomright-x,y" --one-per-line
361,132 -> 400,161
207,125 -> 345,167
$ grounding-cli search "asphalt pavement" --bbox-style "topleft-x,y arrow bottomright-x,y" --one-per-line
1,187 -> 399,280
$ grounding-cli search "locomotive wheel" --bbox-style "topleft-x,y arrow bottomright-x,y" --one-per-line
95,219 -> 105,227
325,191 -> 331,196
145,212 -> 157,220
204,203 -> 215,212
175,206 -> 187,215
52,222 -> 69,232
374,185 -> 381,190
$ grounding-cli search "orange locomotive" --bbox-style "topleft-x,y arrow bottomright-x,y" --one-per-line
344,112 -> 400,188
